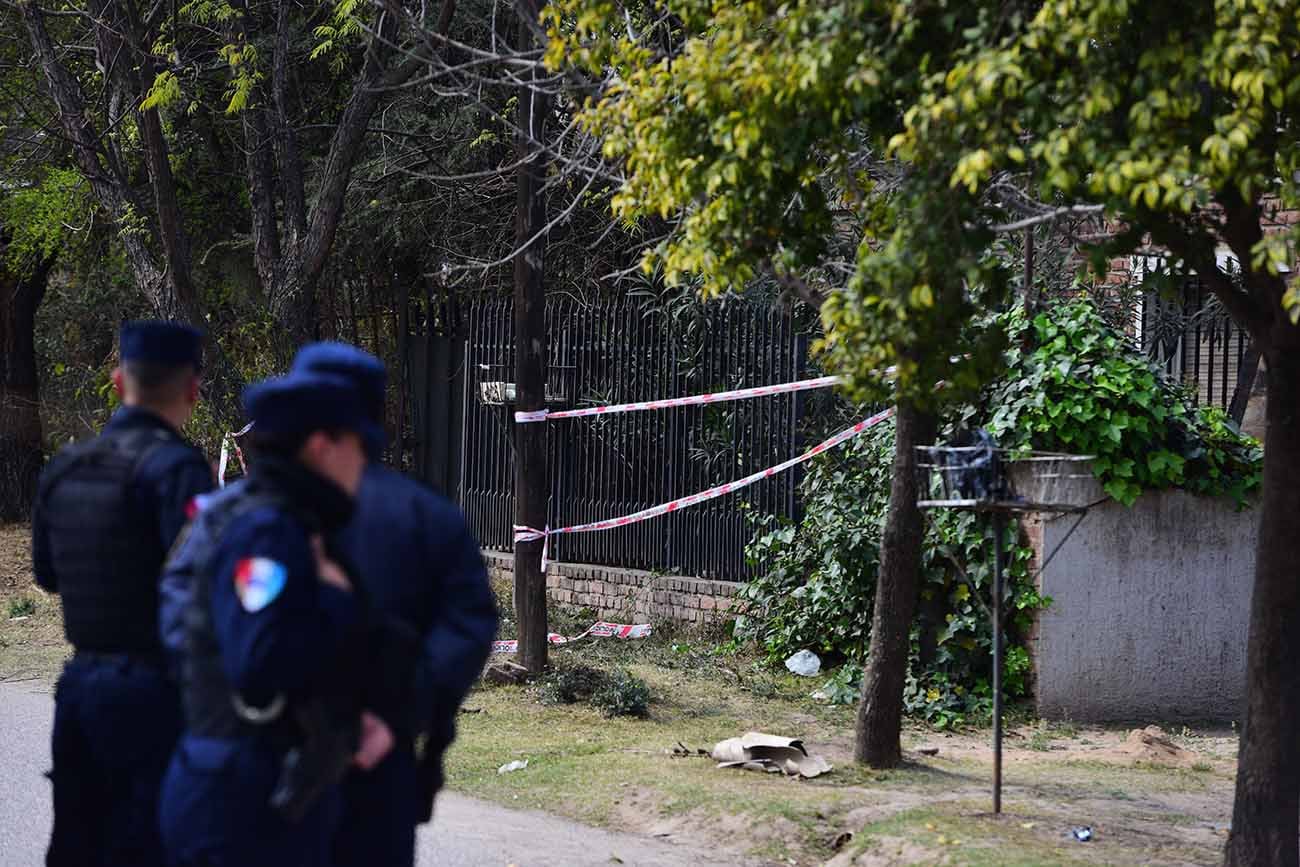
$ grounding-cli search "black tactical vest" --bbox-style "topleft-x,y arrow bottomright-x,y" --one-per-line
168,486 -> 295,739
39,426 -> 175,653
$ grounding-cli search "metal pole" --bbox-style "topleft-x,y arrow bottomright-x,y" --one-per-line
992,510 -> 1004,815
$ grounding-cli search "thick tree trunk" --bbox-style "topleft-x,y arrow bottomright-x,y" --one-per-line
855,403 -> 937,767
512,0 -> 551,675
1225,343 -> 1300,867
0,257 -> 51,521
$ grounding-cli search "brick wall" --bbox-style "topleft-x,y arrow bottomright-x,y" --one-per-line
483,551 -> 741,626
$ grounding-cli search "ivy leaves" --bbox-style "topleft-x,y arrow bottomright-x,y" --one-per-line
987,301 -> 1262,506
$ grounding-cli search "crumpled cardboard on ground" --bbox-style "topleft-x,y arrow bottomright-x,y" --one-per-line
711,731 -> 833,778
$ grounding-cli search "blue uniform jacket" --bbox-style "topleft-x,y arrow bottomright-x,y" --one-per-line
336,466 -> 497,761
32,406 -> 214,594
205,505 -> 357,707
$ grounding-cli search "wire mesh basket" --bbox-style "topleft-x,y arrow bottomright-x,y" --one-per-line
916,438 -> 1100,512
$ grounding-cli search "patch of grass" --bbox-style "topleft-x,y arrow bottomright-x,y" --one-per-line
1050,719 -> 1080,739
7,596 -> 36,619
0,525 -> 68,681
455,625 -> 1235,865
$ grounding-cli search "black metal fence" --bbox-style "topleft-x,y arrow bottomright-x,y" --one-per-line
1138,277 -> 1252,412
457,297 -> 812,581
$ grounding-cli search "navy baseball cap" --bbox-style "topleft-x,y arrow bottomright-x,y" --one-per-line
120,320 -> 204,369
243,371 -> 384,449
291,342 -> 387,456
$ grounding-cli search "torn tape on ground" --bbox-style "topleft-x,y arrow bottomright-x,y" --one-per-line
490,621 -> 652,654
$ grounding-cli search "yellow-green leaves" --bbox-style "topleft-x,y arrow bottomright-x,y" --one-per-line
140,70 -> 181,111
311,0 -> 369,74
217,43 -> 260,114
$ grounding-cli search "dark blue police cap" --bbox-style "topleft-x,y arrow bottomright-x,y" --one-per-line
120,320 -> 204,369
291,342 -> 386,418
243,371 -> 384,448
290,342 -> 387,456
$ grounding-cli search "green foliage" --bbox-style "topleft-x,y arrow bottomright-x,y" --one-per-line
311,0 -> 370,74
141,70 -> 182,111
739,417 -> 1041,727
544,0 -> 1017,407
891,0 -> 1300,327
539,664 -> 610,705
540,664 -> 651,718
217,43 -> 262,114
740,298 -> 1259,727
987,301 -> 1262,505
0,168 -> 89,271
591,669 -> 652,718
7,597 -> 37,619
737,421 -> 894,662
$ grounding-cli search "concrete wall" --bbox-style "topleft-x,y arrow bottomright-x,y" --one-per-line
483,551 -> 741,626
1032,490 -> 1257,723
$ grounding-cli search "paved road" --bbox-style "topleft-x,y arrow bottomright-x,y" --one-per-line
0,679 -> 738,867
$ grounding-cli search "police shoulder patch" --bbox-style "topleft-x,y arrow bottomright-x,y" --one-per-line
233,557 -> 288,613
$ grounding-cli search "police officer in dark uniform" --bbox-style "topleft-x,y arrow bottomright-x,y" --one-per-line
158,369 -> 396,867
31,320 -> 214,867
291,343 -> 497,867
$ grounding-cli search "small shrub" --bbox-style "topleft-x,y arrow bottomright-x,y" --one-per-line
746,676 -> 778,700
539,665 -> 609,705
8,597 -> 36,619
818,665 -> 863,706
591,669 -> 651,718
1027,723 -> 1052,752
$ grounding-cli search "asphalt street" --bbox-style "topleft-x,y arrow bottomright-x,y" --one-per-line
0,679 -> 737,867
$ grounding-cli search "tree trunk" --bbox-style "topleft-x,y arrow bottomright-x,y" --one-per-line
854,402 -> 937,767
1228,339 -> 1261,426
0,257 -> 51,522
512,0 -> 551,676
1225,343 -> 1300,867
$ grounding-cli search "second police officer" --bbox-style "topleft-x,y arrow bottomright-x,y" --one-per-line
158,369 -> 395,867
290,343 -> 497,867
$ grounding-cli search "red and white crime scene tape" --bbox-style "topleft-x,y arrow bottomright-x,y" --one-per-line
491,621 -> 653,654
512,374 -> 848,424
513,406 -> 897,569
217,422 -> 254,488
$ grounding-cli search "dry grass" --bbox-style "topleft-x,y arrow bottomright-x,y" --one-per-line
0,524 -> 68,683
447,629 -> 1236,866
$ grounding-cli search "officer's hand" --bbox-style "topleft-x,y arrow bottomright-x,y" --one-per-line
353,710 -> 394,770
310,535 -> 352,592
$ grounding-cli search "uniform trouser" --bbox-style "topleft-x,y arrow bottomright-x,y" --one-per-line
334,745 -> 421,867
159,735 -> 340,867
47,654 -> 182,867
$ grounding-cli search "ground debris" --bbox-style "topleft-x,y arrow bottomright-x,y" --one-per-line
711,731 -> 833,779
668,741 -> 711,758
484,661 -> 530,685
1113,725 -> 1199,767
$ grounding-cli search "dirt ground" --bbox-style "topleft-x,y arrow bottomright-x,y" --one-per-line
450,627 -> 1237,867
1,523 -> 1236,865
0,524 -> 67,683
